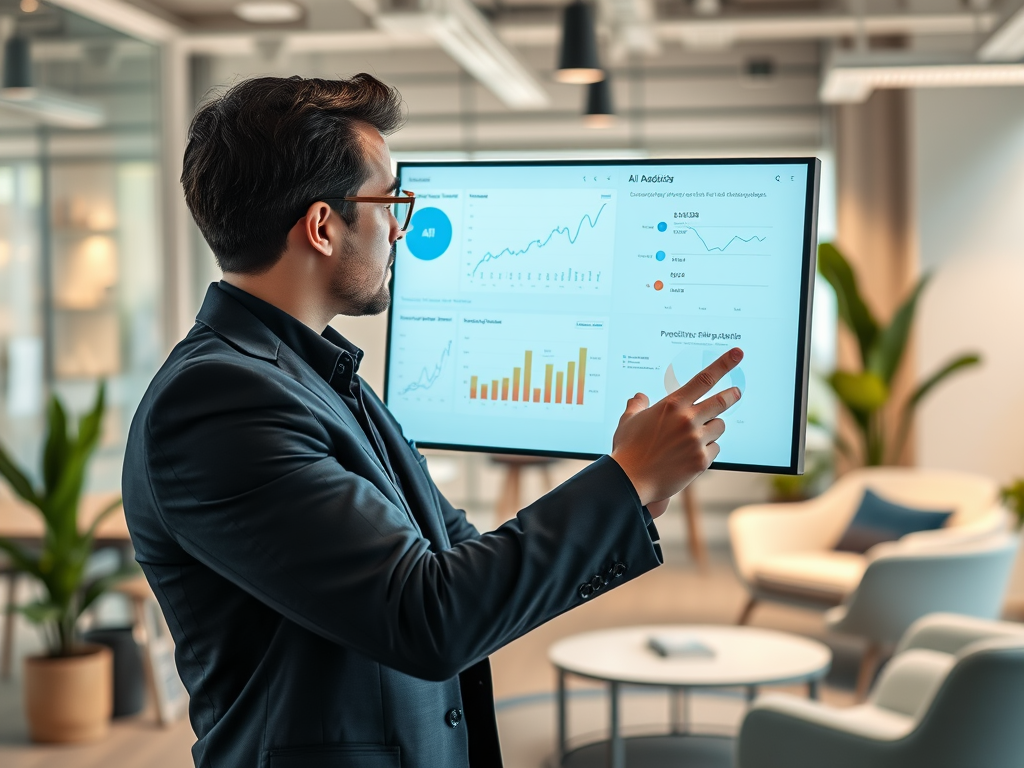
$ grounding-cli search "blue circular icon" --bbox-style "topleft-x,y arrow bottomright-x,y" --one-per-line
656,250 -> 666,261
657,221 -> 667,232
405,207 -> 452,261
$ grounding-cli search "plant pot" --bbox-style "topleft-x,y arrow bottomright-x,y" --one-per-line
23,643 -> 113,743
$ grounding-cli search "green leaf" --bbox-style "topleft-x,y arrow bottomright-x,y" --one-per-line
908,353 -> 982,408
82,496 -> 123,543
827,370 -> 889,413
42,396 -> 69,496
817,243 -> 879,369
75,381 -> 106,454
869,275 -> 930,385
18,601 -> 63,626
0,441 -> 41,508
79,562 -> 140,617
891,353 -> 982,461
0,537 -> 43,579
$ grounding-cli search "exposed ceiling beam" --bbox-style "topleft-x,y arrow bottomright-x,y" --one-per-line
499,11 -> 997,48
977,0 -> 1024,62
44,0 -> 183,43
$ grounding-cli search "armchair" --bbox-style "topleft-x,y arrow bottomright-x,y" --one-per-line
736,613 -> 1024,768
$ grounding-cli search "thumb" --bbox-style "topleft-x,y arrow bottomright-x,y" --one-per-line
619,392 -> 650,422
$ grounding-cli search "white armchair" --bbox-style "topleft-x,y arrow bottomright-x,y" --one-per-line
729,467 -> 1005,622
736,613 -> 1024,768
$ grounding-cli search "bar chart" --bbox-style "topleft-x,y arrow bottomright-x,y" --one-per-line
468,347 -> 589,405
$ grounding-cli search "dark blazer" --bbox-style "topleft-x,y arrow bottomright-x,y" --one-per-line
122,284 -> 662,768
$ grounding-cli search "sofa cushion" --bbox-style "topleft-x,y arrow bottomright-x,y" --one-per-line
834,489 -> 953,554
754,551 -> 868,603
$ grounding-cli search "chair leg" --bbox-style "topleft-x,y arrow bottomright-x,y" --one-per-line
855,643 -> 882,702
496,465 -> 522,521
737,596 -> 758,625
1,572 -> 17,680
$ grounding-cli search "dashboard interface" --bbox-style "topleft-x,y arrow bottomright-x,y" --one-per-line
385,159 -> 820,473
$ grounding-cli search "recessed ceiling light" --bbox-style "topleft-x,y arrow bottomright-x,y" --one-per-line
234,1 -> 303,24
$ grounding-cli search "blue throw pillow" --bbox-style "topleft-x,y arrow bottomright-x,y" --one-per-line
834,489 -> 953,553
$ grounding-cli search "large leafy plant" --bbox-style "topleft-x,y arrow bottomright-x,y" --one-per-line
817,243 -> 981,466
0,383 -> 128,657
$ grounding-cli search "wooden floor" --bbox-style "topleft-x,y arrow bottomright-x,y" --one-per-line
0,504 -> 865,768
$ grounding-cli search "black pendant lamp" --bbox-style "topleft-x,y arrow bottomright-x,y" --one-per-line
584,76 -> 614,128
3,36 -> 33,95
556,1 -> 604,85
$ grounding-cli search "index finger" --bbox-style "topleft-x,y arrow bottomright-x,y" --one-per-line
670,348 -> 744,405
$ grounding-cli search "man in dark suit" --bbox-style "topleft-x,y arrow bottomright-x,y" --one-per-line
122,74 -> 741,768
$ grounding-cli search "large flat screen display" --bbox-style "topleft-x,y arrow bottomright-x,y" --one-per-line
384,158 -> 820,474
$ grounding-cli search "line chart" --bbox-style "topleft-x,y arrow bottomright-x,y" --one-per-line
397,340 -> 452,396
471,204 -> 608,276
678,225 -> 767,253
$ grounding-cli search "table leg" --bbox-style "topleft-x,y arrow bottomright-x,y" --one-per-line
746,685 -> 757,703
669,687 -> 689,734
609,681 -> 624,768
556,668 -> 567,765
808,680 -> 820,700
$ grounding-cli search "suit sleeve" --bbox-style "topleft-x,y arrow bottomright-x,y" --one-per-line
144,359 -> 662,681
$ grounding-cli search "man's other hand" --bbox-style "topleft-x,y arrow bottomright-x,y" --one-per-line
610,348 -> 743,517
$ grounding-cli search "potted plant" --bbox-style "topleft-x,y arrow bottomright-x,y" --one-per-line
0,382 -> 131,743
816,243 -> 982,466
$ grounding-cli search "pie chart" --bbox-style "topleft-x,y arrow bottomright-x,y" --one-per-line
405,207 -> 452,261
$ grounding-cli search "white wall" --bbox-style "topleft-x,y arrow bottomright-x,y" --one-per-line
913,88 -> 1024,484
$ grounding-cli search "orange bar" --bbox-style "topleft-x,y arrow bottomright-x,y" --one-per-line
577,348 -> 587,405
501,378 -> 510,400
491,380 -> 499,400
470,375 -> 478,399
523,351 -> 532,401
533,387 -> 541,402
480,383 -> 488,399
544,364 -> 553,403
512,367 -> 521,401
555,372 -> 564,404
566,362 -> 575,404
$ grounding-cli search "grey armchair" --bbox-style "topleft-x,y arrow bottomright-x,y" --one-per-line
737,613 -> 1024,768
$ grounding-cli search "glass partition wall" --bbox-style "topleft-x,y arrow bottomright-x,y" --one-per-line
0,7 -> 162,492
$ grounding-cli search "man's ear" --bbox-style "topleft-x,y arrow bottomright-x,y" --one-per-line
301,202 -> 336,257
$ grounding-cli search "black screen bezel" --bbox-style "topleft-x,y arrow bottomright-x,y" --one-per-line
384,157 -> 820,475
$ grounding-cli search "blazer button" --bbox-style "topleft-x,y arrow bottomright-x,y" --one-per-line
612,562 -> 627,578
446,708 -> 463,728
590,574 -> 605,591
578,582 -> 594,599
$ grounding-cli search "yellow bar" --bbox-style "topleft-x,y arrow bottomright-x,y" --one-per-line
544,364 -> 553,403
491,380 -> 498,400
577,348 -> 587,405
555,372 -> 564,404
533,388 -> 541,403
501,378 -> 510,401
470,375 -> 478,399
480,383 -> 488,399
512,367 -> 521,401
566,362 -> 575,404
523,351 -> 532,401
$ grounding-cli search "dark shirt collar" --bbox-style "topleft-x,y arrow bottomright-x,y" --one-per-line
217,281 -> 364,393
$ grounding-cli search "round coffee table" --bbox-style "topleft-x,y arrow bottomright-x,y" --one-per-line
548,625 -> 832,768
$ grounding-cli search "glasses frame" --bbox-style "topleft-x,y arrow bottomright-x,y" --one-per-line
321,189 -> 416,232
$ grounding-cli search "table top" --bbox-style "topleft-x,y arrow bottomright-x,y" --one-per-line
549,625 -> 832,688
0,490 -> 129,543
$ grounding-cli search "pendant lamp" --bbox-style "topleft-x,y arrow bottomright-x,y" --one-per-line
583,76 -> 614,128
556,1 -> 604,85
3,36 -> 33,96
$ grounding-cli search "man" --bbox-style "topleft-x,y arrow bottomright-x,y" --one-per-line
123,74 -> 741,768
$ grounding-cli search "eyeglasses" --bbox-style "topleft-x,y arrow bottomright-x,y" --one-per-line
321,189 -> 416,232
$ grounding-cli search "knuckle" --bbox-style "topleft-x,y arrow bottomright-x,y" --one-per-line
696,371 -> 716,389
